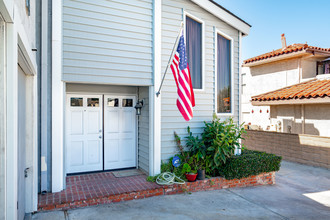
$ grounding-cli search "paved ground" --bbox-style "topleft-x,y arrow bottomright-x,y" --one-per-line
32,161 -> 330,220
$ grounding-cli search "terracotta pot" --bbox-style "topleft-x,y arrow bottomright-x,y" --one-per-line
185,173 -> 197,182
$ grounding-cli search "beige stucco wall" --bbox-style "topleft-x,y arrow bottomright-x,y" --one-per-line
270,104 -> 330,137
301,57 -> 319,79
241,58 -> 301,129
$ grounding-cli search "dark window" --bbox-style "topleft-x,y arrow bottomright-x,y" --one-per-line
87,98 -> 99,107
26,0 -> 30,16
217,34 -> 231,113
122,99 -> 133,107
70,98 -> 83,107
107,98 -> 119,107
186,16 -> 202,89
317,60 -> 330,75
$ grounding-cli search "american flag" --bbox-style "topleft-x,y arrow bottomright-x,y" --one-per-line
170,35 -> 195,121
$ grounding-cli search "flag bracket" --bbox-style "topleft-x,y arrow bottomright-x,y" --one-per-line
156,22 -> 184,97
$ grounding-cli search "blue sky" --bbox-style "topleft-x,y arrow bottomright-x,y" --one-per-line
215,0 -> 330,61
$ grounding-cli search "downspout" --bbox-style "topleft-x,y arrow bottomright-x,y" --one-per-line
298,58 -> 302,83
236,30 -> 242,156
40,0 -> 49,193
301,104 -> 305,134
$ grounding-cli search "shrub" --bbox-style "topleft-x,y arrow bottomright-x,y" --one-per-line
218,149 -> 282,180
202,115 -> 246,171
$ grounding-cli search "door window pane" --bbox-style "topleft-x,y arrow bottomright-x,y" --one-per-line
122,99 -> 133,107
186,16 -> 202,89
87,98 -> 99,107
107,98 -> 119,107
217,34 -> 231,113
70,98 -> 83,107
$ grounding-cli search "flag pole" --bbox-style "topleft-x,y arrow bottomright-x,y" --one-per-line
156,22 -> 184,97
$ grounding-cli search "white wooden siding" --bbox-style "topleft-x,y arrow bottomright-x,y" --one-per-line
161,0 -> 240,160
138,87 -> 149,173
62,0 -> 153,85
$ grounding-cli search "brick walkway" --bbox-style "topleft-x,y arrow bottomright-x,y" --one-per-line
38,171 -> 161,211
38,171 -> 275,211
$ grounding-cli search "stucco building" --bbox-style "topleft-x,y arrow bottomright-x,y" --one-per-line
241,34 -> 330,136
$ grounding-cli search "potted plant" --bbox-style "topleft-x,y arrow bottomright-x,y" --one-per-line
184,127 -> 208,180
196,155 -> 208,180
182,163 -> 197,182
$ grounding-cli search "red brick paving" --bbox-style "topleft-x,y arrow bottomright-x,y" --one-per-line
38,171 -> 161,211
38,171 -> 275,211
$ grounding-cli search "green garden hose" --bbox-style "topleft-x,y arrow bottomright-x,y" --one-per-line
156,172 -> 185,185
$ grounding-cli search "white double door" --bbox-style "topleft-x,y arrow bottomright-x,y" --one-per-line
66,94 -> 136,174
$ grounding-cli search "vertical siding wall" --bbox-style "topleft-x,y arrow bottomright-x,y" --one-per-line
161,0 -> 240,160
62,0 -> 153,85
138,87 -> 149,173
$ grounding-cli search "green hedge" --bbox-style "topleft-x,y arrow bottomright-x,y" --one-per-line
218,149 -> 282,180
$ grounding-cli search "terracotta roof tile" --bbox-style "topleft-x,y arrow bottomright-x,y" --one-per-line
252,79 -> 330,101
244,44 -> 330,64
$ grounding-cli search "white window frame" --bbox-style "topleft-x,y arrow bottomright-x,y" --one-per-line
184,11 -> 205,91
214,28 -> 234,116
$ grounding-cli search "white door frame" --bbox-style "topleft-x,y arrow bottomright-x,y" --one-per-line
65,93 -> 139,174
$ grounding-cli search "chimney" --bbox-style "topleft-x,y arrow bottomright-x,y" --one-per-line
281,34 -> 287,49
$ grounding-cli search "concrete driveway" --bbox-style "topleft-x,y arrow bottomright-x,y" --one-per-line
32,161 -> 330,220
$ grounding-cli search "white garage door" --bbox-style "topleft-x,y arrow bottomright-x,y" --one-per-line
104,95 -> 136,170
66,94 -> 137,174
66,95 -> 103,173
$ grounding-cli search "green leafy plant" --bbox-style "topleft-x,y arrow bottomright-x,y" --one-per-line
182,163 -> 192,174
219,149 -> 282,180
202,114 -> 246,172
185,127 -> 208,171
174,127 -> 210,173
146,175 -> 157,182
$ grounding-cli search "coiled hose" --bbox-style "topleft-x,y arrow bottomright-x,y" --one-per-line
156,172 -> 185,185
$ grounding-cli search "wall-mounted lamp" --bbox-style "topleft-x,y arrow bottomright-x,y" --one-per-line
134,100 -> 144,116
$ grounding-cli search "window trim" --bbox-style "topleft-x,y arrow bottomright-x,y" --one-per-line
184,11 -> 205,91
214,28 -> 234,116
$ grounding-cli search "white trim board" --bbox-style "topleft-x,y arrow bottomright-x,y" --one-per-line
184,11 -> 205,92
214,28 -> 235,117
52,0 -> 64,192
190,0 -> 250,35
6,21 -> 18,220
150,0 -> 162,176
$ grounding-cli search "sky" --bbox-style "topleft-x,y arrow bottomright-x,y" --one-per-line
215,0 -> 330,61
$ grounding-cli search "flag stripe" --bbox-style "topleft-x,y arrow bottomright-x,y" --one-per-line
169,35 -> 195,121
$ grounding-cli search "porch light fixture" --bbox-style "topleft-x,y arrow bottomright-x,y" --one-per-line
134,99 -> 144,116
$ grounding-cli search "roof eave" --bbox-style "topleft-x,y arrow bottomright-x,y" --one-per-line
190,0 -> 251,35
242,50 -> 307,67
252,96 -> 330,106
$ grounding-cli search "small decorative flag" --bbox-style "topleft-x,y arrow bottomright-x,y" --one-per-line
170,35 -> 195,121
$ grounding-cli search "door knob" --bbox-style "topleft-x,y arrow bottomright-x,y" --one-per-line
99,129 -> 102,133
99,135 -> 102,139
